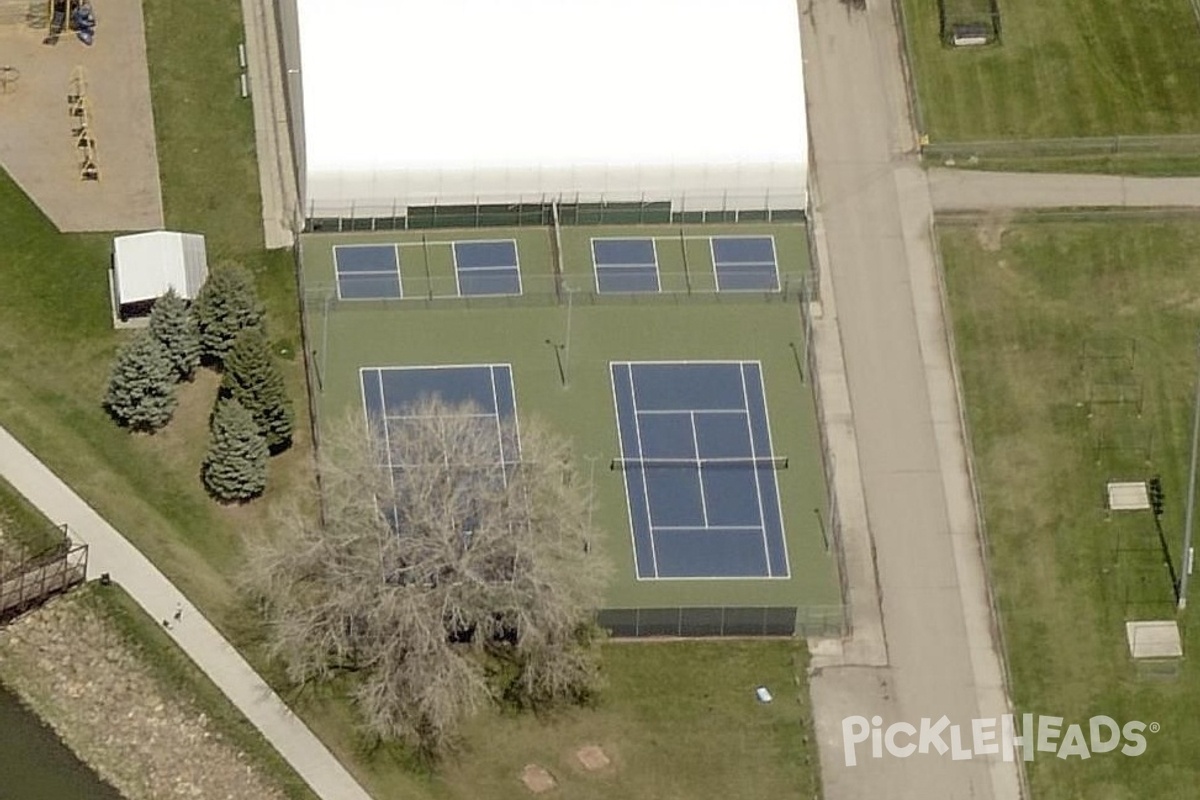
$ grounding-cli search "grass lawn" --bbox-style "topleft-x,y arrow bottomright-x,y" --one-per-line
290,640 -> 821,800
0,473 -> 66,557
941,216 -> 1200,798
902,0 -> 1200,142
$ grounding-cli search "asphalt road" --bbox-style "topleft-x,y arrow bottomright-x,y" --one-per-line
800,1 -> 1023,797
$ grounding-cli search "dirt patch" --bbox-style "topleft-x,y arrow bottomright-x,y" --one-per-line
136,368 -> 220,474
520,763 -> 557,794
975,212 -> 1014,253
0,590 -> 287,800
574,744 -> 611,772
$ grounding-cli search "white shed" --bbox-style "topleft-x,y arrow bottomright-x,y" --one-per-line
112,231 -> 208,319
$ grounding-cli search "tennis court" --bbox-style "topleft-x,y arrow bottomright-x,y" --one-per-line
592,238 -> 661,293
361,364 -> 520,526
334,239 -> 522,300
589,235 -> 780,294
333,244 -> 403,299
304,222 -> 842,630
452,240 -> 522,296
711,236 -> 779,291
611,361 -> 790,580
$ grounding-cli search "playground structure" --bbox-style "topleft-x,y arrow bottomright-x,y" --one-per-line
0,0 -> 94,43
68,66 -> 98,180
45,0 -> 95,45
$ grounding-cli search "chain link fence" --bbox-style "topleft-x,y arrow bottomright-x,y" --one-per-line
922,134 -> 1200,167
306,197 -> 805,234
597,605 -> 844,638
797,280 -> 850,636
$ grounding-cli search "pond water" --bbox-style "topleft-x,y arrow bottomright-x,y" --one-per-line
0,683 -> 123,800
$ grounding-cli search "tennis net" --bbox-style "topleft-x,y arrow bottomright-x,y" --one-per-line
609,456 -> 788,471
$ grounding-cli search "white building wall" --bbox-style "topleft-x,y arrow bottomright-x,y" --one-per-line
296,0 -> 809,220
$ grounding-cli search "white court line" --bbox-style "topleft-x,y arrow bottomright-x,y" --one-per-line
488,365 -> 507,485
375,369 -> 401,526
501,365 -> 523,464
690,412 -> 710,528
710,235 -> 780,291
749,361 -> 791,579
626,365 -> 661,579
394,243 -> 404,299
608,363 -> 647,581
740,363 -> 777,580
651,237 -> 662,292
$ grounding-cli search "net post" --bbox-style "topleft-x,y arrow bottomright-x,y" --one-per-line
680,226 -> 692,295
551,199 -> 565,303
421,234 -> 433,301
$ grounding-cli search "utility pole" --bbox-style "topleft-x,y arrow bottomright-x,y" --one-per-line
1179,335 -> 1200,610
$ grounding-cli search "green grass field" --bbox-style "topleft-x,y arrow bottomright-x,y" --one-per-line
903,0 -> 1200,142
301,224 -> 840,615
941,216 -> 1200,798
288,638 -> 822,800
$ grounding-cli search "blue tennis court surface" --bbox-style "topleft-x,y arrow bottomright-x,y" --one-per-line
711,236 -> 779,291
592,238 -> 660,293
611,361 -> 789,579
334,244 -> 402,299
361,364 -> 519,527
454,240 -> 522,296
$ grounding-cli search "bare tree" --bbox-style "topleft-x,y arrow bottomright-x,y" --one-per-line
245,400 -> 609,754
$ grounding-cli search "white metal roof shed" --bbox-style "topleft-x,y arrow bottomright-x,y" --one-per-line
295,0 -> 809,219
112,231 -> 208,306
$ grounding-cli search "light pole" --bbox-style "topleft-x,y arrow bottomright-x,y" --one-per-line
1179,334 -> 1200,610
563,285 -> 575,388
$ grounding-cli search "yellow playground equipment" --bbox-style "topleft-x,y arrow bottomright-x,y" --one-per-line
44,0 -> 95,45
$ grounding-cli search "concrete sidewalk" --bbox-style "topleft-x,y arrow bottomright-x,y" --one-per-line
0,425 -> 373,800
929,168 -> 1200,211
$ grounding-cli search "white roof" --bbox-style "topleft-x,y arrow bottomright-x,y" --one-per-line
112,231 -> 208,304
296,0 -> 808,217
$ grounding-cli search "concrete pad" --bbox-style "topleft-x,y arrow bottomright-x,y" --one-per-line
1126,620 -> 1183,659
1108,482 -> 1150,511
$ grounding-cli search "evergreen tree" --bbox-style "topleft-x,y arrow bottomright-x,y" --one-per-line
221,327 -> 294,452
103,330 -> 177,432
202,398 -> 269,501
192,263 -> 265,364
148,288 -> 200,380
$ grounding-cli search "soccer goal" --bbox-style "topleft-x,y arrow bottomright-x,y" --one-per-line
938,0 -> 1001,46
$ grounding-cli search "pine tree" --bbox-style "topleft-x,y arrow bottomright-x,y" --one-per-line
148,288 -> 200,380
221,327 -> 295,453
104,330 -> 177,432
202,398 -> 269,501
192,263 -> 265,364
